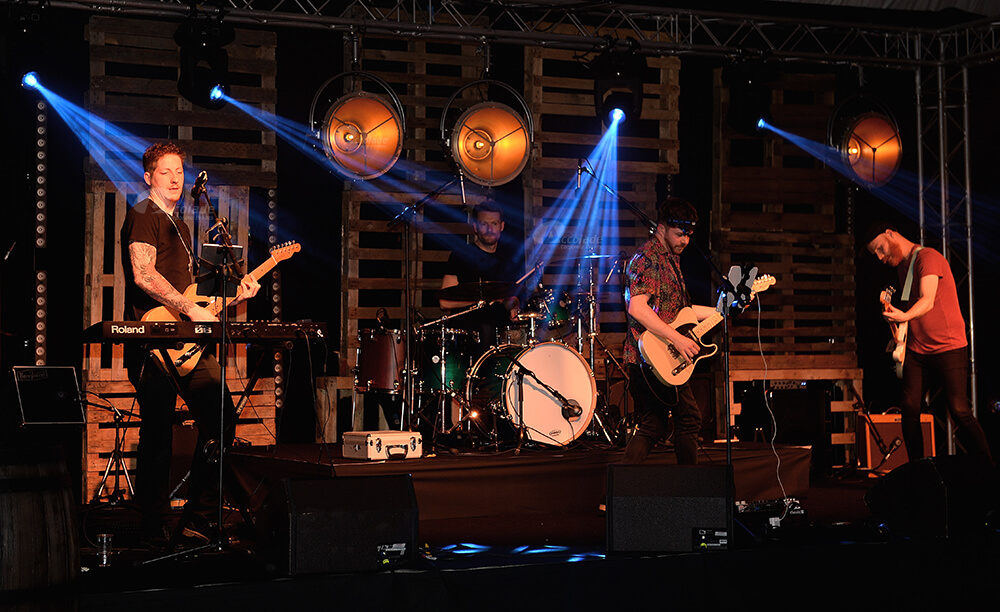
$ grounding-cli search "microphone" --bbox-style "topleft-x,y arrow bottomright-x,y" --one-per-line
576,159 -> 584,190
191,171 -> 208,199
561,399 -> 583,419
458,168 -> 467,205
884,437 -> 902,460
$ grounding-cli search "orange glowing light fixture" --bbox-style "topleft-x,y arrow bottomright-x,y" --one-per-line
829,95 -> 901,187
841,113 -> 901,186
442,80 -> 533,187
310,72 -> 405,180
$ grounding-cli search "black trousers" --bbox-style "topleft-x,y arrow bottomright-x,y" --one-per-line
623,363 -> 702,465
900,346 -> 992,464
127,349 -> 236,533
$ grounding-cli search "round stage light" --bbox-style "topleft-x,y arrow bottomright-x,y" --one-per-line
451,102 -> 530,187
22,72 -> 40,91
321,91 -> 404,181
840,112 -> 901,186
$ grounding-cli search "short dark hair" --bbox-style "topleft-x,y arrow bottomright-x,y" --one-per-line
143,142 -> 186,173
863,220 -> 898,246
657,197 -> 698,231
472,198 -> 503,222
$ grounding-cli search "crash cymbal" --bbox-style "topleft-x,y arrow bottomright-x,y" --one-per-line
437,280 -> 516,302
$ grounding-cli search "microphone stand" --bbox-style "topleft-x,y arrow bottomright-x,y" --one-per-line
507,353 -> 583,451
388,177 -> 461,433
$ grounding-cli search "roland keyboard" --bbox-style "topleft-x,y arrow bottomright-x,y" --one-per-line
84,321 -> 327,343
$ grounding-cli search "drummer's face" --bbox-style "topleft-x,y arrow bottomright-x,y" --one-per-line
474,211 -> 504,248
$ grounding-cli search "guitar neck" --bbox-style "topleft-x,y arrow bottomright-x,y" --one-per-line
207,256 -> 280,316
689,311 -> 723,339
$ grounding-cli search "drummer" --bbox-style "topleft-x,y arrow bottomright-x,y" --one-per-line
439,199 -> 523,357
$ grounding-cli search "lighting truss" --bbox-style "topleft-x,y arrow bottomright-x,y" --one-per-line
47,0 -> 1000,67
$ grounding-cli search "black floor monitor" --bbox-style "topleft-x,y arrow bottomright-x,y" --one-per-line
13,366 -> 86,425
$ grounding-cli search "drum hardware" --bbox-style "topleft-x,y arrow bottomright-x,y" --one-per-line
436,280 -> 517,303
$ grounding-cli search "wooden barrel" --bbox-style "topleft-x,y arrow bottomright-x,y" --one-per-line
0,448 -> 80,593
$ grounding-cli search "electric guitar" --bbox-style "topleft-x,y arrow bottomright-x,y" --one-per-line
639,275 -> 775,386
879,286 -> 907,379
142,242 -> 301,376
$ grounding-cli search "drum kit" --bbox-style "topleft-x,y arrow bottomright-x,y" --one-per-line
354,252 -> 629,450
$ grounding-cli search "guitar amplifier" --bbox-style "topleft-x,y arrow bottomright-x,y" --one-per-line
343,431 -> 422,461
857,413 -> 934,473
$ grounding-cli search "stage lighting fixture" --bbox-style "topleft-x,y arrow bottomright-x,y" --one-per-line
22,72 -> 40,90
591,41 -> 647,129
175,19 -> 234,110
828,95 -> 901,186
309,72 -> 405,180
441,80 -> 533,187
722,59 -> 776,137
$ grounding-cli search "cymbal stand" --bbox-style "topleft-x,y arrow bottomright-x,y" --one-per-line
388,176 -> 461,431
89,399 -> 137,504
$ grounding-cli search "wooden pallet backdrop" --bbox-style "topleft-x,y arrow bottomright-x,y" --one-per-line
80,16 -> 279,500
523,40 -> 680,381
713,70 -> 861,458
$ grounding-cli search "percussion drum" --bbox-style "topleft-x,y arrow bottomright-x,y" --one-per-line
465,342 -> 596,446
356,328 -> 405,393
417,327 -> 476,393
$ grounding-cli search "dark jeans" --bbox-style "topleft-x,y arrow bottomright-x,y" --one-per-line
126,349 -> 236,533
900,346 -> 992,464
624,363 -> 701,465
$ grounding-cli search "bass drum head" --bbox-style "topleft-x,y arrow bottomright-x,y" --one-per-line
503,342 -> 595,446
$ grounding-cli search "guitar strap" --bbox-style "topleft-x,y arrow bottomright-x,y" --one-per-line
901,246 -> 924,303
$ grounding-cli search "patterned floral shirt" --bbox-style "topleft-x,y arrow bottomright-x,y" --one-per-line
623,237 -> 692,365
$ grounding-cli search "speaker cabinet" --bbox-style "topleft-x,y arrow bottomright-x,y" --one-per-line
607,464 -> 732,553
259,474 -> 418,575
856,413 -> 934,473
865,455 -> 994,539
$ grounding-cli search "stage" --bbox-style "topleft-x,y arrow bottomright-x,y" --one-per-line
12,441 -> 998,610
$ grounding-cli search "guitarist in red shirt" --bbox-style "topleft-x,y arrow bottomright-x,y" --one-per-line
121,142 -> 260,546
865,221 -> 992,466
622,198 -> 717,465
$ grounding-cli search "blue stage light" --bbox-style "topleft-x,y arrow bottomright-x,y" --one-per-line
610,107 -> 626,124
209,85 -> 225,102
22,72 -> 40,90
756,117 -> 767,131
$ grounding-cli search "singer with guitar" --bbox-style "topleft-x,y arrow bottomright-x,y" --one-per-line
865,221 -> 991,466
622,197 -> 716,465
121,142 -> 260,547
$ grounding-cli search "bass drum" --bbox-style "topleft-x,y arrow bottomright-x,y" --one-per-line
465,342 -> 596,446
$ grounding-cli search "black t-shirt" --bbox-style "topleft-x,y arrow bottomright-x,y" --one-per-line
442,240 -> 523,349
120,198 -> 194,320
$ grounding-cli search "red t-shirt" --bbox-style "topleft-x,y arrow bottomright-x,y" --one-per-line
900,247 -> 967,355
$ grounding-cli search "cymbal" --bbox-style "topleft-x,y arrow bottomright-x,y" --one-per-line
549,253 -> 619,266
437,280 -> 516,302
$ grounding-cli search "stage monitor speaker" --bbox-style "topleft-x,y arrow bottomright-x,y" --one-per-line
259,474 -> 418,575
865,455 -> 995,540
607,464 -> 732,553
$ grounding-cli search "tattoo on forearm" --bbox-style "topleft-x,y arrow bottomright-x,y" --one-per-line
130,242 -> 192,315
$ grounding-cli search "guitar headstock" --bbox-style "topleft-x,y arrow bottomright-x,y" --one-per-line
269,241 -> 301,263
750,274 -> 776,296
880,286 -> 896,309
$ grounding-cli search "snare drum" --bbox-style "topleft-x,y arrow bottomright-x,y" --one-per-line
465,342 -> 596,446
356,328 -> 406,393
417,327 -> 477,393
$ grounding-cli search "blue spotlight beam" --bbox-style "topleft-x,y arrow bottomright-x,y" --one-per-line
758,119 -> 999,266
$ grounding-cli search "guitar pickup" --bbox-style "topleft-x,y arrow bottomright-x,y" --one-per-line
672,362 -> 690,376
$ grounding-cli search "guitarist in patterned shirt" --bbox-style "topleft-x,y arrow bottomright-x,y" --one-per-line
622,197 -> 716,465
121,142 -> 260,547
865,221 -> 992,467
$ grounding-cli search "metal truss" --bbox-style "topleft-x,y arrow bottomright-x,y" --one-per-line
915,64 -> 978,439
43,0 -> 1000,66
